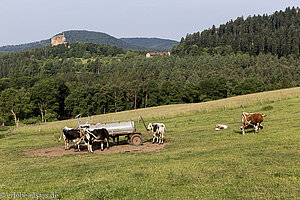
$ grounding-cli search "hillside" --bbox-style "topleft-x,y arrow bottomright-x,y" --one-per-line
0,30 -> 143,52
1,7 -> 300,126
62,30 -> 144,50
173,7 -> 300,57
120,37 -> 179,51
15,87 -> 300,133
0,30 -> 178,52
1,88 -> 299,199
1,41 -> 300,125
0,39 -> 50,52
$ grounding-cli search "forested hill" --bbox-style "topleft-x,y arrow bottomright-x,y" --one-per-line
0,30 -> 178,52
120,38 -> 179,51
0,30 -> 142,52
0,39 -> 50,52
1,42 -> 300,125
63,30 -> 143,50
173,7 -> 300,58
1,7 -> 300,126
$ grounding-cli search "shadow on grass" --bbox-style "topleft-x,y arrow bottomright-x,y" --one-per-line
233,130 -> 254,135
68,139 -> 131,152
0,129 -> 7,133
67,135 -> 153,152
0,133 -> 5,139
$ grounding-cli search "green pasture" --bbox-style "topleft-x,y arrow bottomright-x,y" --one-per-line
0,96 -> 299,199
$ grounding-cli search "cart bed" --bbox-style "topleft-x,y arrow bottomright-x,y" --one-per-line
89,121 -> 136,136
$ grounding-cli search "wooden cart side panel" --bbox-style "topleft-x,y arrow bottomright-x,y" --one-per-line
109,131 -> 141,136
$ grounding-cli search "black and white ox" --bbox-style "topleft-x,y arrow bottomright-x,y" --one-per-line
147,123 -> 166,144
84,128 -> 110,152
59,127 -> 84,151
241,112 -> 266,135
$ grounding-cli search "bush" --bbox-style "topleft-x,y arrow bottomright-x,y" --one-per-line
44,112 -> 58,122
22,117 -> 41,125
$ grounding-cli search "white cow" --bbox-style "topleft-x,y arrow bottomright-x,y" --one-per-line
215,124 -> 228,130
147,123 -> 166,144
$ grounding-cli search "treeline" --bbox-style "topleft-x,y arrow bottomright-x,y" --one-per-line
0,42 -> 300,126
173,7 -> 300,58
0,42 -> 128,78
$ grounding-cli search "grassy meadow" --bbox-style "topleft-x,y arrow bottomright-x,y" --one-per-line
0,88 -> 299,199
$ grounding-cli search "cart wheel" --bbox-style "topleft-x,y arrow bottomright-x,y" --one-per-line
131,134 -> 143,146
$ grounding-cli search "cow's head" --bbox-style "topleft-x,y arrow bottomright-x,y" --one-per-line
83,130 -> 95,145
147,123 -> 154,131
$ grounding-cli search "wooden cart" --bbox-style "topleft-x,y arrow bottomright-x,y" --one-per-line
85,121 -> 145,146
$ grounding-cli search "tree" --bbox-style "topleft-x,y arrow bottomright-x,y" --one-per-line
233,78 -> 265,95
0,88 -> 31,128
0,78 -> 10,91
31,78 -> 68,122
144,80 -> 160,107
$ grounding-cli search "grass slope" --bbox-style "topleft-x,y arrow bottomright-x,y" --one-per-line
0,89 -> 299,199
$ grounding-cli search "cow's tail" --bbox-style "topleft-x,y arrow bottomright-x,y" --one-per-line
241,112 -> 245,120
242,112 -> 248,124
58,128 -> 64,143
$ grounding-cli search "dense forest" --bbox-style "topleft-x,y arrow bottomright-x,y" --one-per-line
0,7 -> 299,127
173,7 -> 300,58
120,38 -> 179,51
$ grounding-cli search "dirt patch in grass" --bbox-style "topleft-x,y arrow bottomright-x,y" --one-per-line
23,142 -> 168,157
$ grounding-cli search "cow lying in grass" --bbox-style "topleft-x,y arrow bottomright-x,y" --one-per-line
59,127 -> 84,151
84,128 -> 110,152
215,124 -> 228,130
241,112 -> 266,135
147,123 -> 166,144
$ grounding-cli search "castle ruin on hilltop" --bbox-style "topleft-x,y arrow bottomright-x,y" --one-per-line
51,34 -> 67,47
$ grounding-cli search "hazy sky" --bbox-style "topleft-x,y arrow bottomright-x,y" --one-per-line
0,0 -> 299,46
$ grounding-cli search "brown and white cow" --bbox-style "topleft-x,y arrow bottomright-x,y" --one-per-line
241,112 -> 266,135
